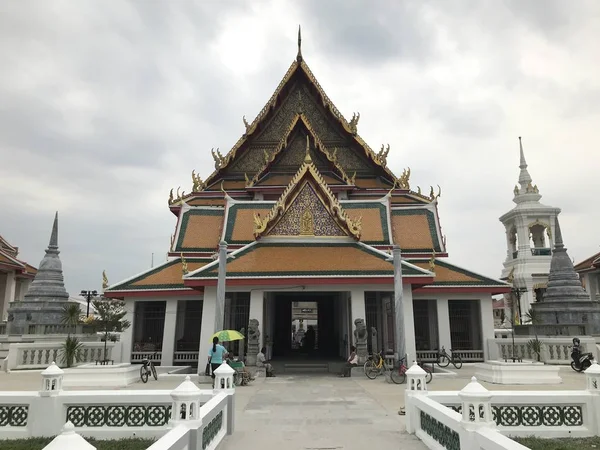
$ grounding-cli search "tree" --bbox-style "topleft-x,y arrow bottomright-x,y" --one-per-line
91,298 -> 131,362
60,303 -> 84,368
524,307 -> 542,362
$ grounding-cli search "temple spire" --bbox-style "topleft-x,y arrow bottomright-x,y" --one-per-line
518,137 -> 532,190
513,136 -> 541,203
553,216 -> 565,251
49,211 -> 58,249
297,25 -> 302,62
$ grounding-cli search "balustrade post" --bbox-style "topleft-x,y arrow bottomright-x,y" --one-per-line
585,362 -> 600,434
40,362 -> 63,397
404,362 -> 428,434
213,362 -> 236,434
43,421 -> 96,450
169,375 -> 203,428
458,376 -> 495,448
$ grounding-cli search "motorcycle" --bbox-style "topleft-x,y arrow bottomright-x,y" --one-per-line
571,347 -> 594,372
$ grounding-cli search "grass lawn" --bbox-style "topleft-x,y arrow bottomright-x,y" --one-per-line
0,438 -> 155,450
515,436 -> 600,450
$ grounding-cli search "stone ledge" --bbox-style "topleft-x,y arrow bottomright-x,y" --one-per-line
475,360 -> 562,385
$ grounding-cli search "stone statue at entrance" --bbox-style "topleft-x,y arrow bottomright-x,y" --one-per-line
246,319 -> 260,366
353,318 -> 368,363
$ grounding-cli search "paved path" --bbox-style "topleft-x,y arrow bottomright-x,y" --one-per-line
221,374 -> 426,450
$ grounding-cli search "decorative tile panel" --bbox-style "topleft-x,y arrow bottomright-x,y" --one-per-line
202,410 -> 224,449
66,404 -> 171,427
420,410 -> 460,450
445,404 -> 583,427
0,405 -> 28,427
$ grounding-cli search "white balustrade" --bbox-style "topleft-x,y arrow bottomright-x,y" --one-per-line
131,351 -> 162,363
4,341 -> 120,370
488,336 -> 598,364
0,362 -> 234,447
173,351 -> 198,363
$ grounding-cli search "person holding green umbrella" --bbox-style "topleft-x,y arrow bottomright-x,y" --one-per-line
207,336 -> 228,382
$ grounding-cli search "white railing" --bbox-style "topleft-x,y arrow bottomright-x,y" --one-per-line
416,349 -> 485,362
404,362 -> 600,449
488,336 -> 598,364
0,363 -> 235,445
429,390 -> 594,438
4,341 -> 120,371
131,351 -> 162,363
174,351 -> 199,363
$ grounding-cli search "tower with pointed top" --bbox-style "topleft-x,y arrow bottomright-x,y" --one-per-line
7,212 -> 71,334
499,138 -> 561,320
532,217 -> 600,334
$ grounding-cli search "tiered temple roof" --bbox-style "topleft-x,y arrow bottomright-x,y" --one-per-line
0,235 -> 37,279
105,32 -> 509,298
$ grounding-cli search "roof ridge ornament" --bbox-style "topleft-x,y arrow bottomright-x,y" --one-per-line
297,25 -> 302,62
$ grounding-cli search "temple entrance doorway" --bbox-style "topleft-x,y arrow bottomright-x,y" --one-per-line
267,292 -> 350,362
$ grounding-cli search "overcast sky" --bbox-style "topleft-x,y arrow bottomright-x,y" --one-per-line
1,1 -> 599,296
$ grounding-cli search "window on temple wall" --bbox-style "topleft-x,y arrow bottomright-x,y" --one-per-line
509,226 -> 518,259
132,301 -> 166,355
529,223 -> 551,256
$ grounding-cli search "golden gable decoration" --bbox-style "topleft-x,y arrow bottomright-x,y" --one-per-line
253,150 -> 362,240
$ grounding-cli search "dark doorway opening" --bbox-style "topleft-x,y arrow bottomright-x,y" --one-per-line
271,292 -> 344,359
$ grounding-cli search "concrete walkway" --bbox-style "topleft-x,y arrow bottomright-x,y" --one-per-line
221,373 -> 426,450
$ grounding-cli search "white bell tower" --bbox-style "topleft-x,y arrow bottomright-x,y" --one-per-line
499,137 -> 561,321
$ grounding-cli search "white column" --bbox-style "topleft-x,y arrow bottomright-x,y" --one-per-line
248,290 -> 264,347
480,297 -> 495,361
120,299 -> 135,364
436,298 -> 452,352
402,285 -> 416,364
198,287 -> 217,374
247,290 -> 264,365
350,288 -> 366,327
161,298 -> 178,366
2,271 -> 16,320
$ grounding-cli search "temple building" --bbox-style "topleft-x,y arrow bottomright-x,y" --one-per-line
105,32 -> 509,368
575,251 -> 600,302
498,138 -> 561,323
0,235 -> 37,322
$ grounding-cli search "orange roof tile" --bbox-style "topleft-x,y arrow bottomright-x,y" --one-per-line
228,206 -> 272,242
175,210 -> 224,251
574,251 -> 600,272
188,243 -> 429,279
391,209 -> 441,252
410,259 -> 508,287
132,261 -> 208,287
343,204 -> 389,245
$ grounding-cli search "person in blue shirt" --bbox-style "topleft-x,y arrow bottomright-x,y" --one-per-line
208,336 -> 228,380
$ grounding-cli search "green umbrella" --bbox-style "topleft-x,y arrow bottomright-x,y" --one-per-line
211,330 -> 245,342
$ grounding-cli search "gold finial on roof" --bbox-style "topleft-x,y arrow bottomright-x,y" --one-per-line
181,253 -> 189,275
297,25 -> 302,62
192,170 -> 205,192
102,270 -> 108,290
168,188 -> 174,204
429,252 -> 436,273
304,134 -> 312,163
170,234 -> 175,250
243,115 -> 250,133
349,112 -> 360,134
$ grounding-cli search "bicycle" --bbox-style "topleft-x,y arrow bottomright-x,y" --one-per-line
364,352 -> 432,384
389,357 -> 433,385
436,346 -> 463,369
140,352 -> 158,383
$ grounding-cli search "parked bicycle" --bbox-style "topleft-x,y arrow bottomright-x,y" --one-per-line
436,346 -> 463,369
140,352 -> 158,383
364,352 -> 432,384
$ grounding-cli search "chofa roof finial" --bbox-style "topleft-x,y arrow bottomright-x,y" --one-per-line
297,25 -> 302,62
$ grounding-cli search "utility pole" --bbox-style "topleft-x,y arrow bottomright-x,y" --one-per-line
392,245 -> 406,363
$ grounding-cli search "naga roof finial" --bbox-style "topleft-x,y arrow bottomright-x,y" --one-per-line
297,25 -> 302,62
